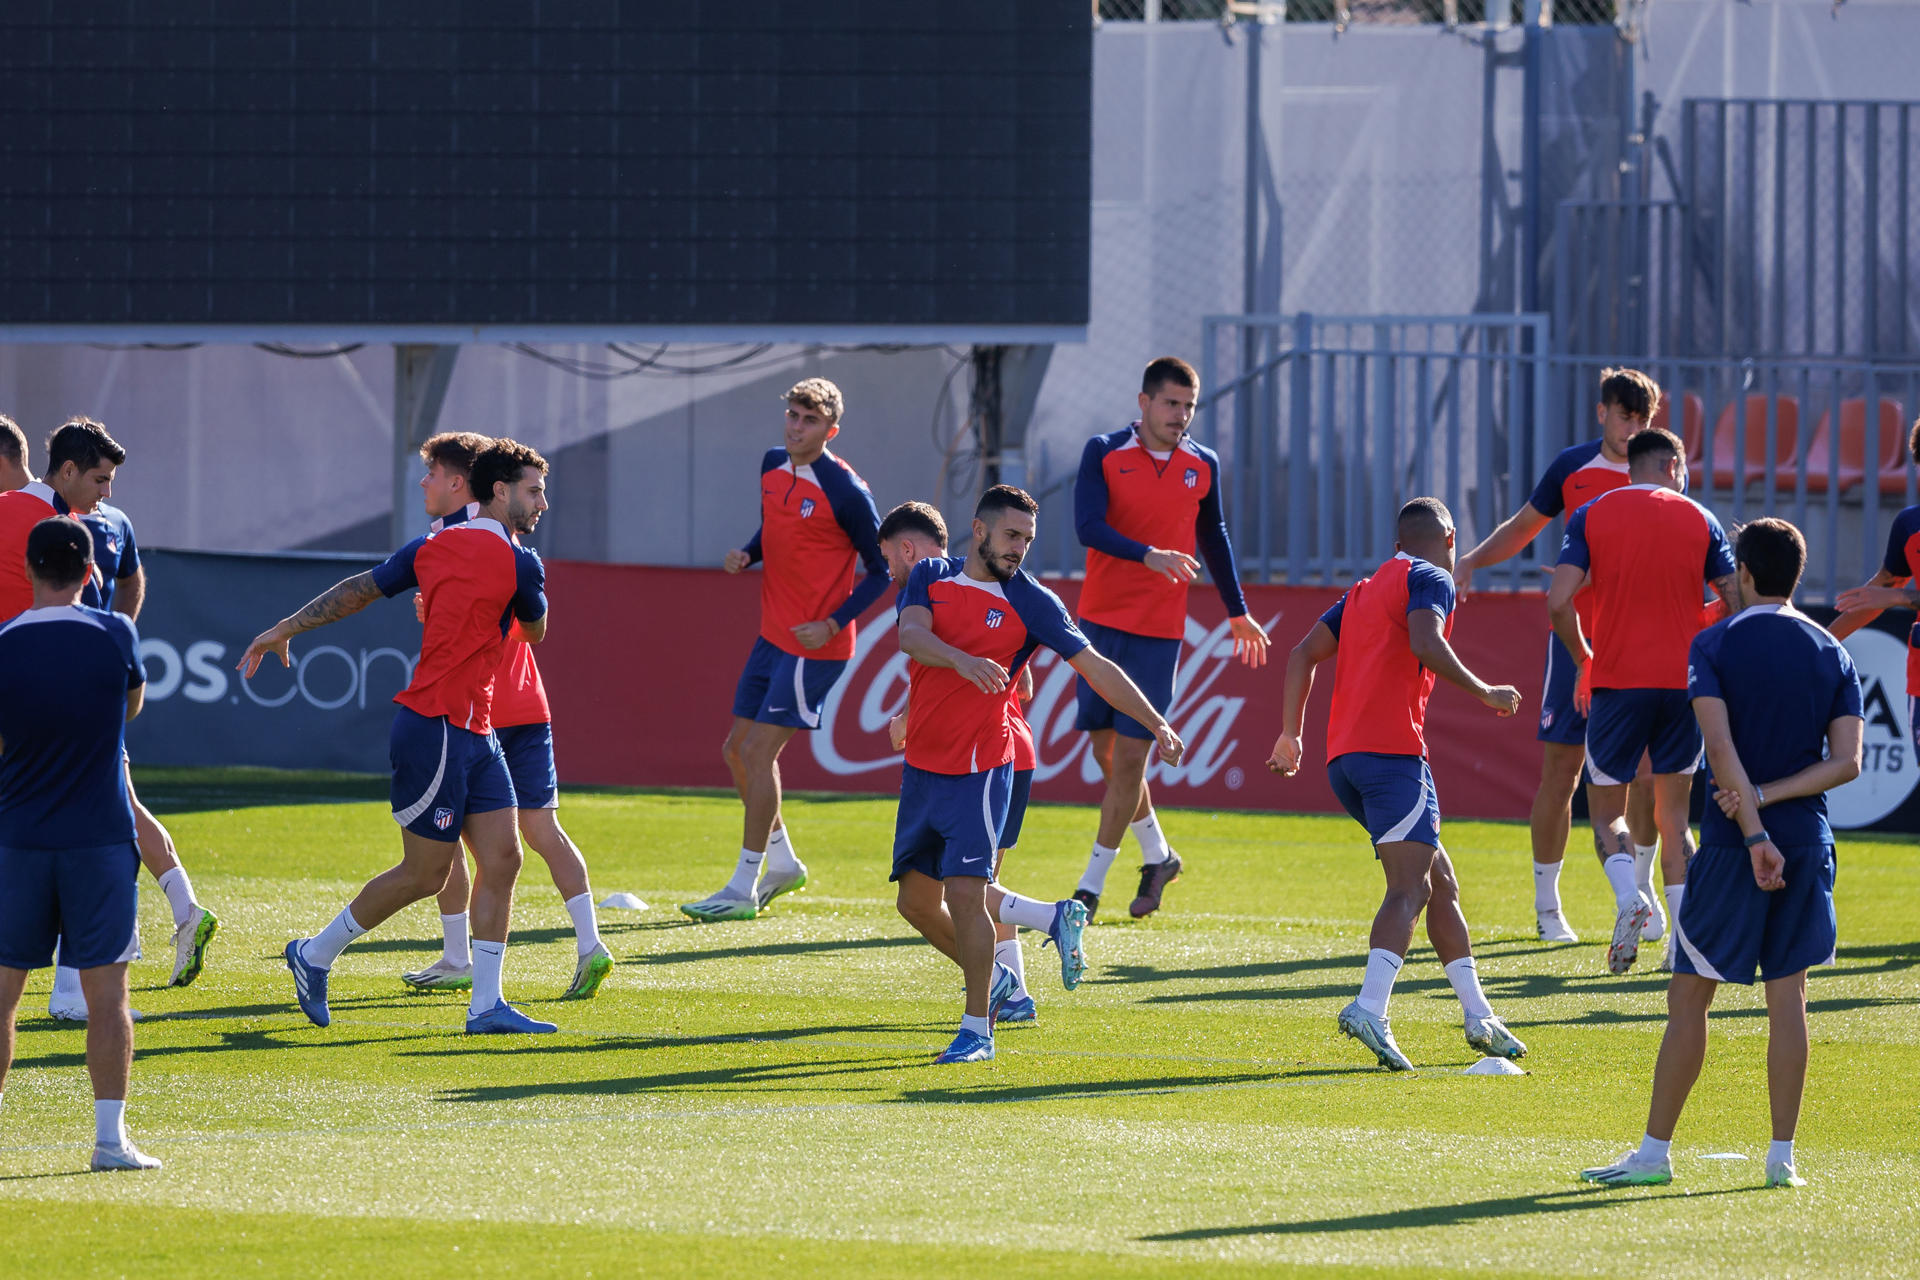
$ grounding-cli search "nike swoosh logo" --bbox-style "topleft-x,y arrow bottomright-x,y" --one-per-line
766,705 -> 789,713
1118,467 -> 1137,474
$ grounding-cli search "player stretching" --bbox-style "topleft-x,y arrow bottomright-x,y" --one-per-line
1453,368 -> 1666,943
1583,519 -> 1861,1189
895,486 -> 1183,1063
0,419 -> 217,1015
1549,427 -> 1738,975
1070,357 -> 1267,920
398,434 -> 613,999
685,379 -> 891,922
0,516 -> 159,1169
241,440 -> 556,1035
1269,499 -> 1527,1071
880,501 -> 1045,1024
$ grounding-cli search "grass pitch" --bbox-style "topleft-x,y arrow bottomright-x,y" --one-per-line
3,769 -> 1916,1278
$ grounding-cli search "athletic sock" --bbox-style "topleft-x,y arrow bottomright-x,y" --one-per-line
1602,853 -> 1641,911
959,1013 -> 992,1038
722,849 -> 764,898
51,964 -> 84,1005
765,826 -> 802,874
994,938 -> 1029,999
1664,883 -> 1685,937
1632,843 -> 1658,896
155,866 -> 197,928
1129,812 -> 1172,865
994,891 -> 1056,932
302,906 -> 366,970
1635,1133 -> 1672,1163
1532,860 -> 1564,913
1443,956 -> 1494,1021
1355,948 -> 1404,1018
469,939 -> 506,1015
1078,843 -> 1119,896
564,892 -> 601,956
440,912 -> 471,968
1768,1138 -> 1794,1166
94,1099 -> 128,1148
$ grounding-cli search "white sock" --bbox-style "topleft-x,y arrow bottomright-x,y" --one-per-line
1602,854 -> 1640,911
565,892 -> 601,956
302,906 -> 366,970
155,866 -> 196,928
994,891 -> 1056,932
94,1099 -> 128,1148
439,912 -> 470,967
1635,1132 -> 1672,1162
723,849 -> 764,898
469,939 -> 506,1015
1632,843 -> 1657,894
1444,956 -> 1494,1021
994,938 -> 1028,999
959,1013 -> 991,1038
52,964 -> 84,1003
1129,813 -> 1171,865
1532,860 -> 1564,913
1078,843 -> 1119,896
765,826 -> 802,874
1355,948 -> 1403,1017
1768,1138 -> 1794,1166
1664,883 -> 1684,935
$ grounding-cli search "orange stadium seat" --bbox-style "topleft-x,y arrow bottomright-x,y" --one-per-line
1708,395 -> 1799,489
1802,398 -> 1909,495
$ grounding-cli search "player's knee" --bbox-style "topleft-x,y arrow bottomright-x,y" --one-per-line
720,734 -> 743,770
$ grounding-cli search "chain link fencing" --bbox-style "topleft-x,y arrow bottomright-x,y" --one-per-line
1094,0 -> 1621,23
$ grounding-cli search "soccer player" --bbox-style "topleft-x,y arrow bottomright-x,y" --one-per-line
894,486 -> 1183,1064
685,379 -> 891,923
240,439 -> 555,1035
1549,427 -> 1739,975
1268,498 -> 1528,1071
1828,418 -> 1920,731
881,501 -> 1044,1024
1070,356 -> 1268,921
0,415 -> 31,491
396,433 -> 613,1000
0,516 -> 159,1170
0,420 -> 217,1014
1453,368 -> 1665,943
1582,518 -> 1861,1190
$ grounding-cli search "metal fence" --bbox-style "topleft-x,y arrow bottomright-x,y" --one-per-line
1092,0 -> 1616,23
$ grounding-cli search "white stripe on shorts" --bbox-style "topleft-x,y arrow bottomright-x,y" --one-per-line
1378,771 -> 1430,844
392,718 -> 451,828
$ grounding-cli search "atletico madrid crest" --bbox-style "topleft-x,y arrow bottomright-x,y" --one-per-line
984,608 -> 1004,629
799,498 -> 816,518
1183,468 -> 1199,488
433,807 -> 455,831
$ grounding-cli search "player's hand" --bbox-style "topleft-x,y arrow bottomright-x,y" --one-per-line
1228,613 -> 1270,669
1152,721 -> 1184,766
723,548 -> 752,574
412,592 -> 426,624
888,712 -> 908,751
1481,684 -> 1522,717
791,619 -> 838,650
1749,838 -> 1786,892
953,654 -> 1009,694
1573,661 -> 1593,715
1712,786 -> 1744,819
237,625 -> 293,678
1143,548 -> 1199,585
1267,733 -> 1304,777
1835,584 -> 1912,613
1452,558 -> 1476,600
1016,664 -> 1034,703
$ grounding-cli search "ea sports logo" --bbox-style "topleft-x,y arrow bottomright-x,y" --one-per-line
1183,469 -> 1198,489
985,608 -> 1004,629
1829,628 -> 1919,828
799,498 -> 816,518
433,807 -> 455,831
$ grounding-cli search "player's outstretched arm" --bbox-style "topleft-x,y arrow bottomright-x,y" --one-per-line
1068,648 -> 1182,765
1833,569 -> 1917,636
237,571 -> 382,677
1408,611 -> 1521,716
1692,695 -> 1784,891
896,604 -> 1008,694
1269,620 -> 1337,776
1454,503 -> 1551,599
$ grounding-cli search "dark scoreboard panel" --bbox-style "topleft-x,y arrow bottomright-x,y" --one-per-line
0,2 -> 1090,335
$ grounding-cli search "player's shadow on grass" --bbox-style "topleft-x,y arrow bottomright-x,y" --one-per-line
1092,953 -> 1361,987
0,1169 -> 91,1182
345,926 -> 579,955
898,1066 -> 1365,1106
433,1054 -> 915,1104
1528,993 -> 1918,1027
13,1024 -> 444,1070
403,1020 -> 938,1058
641,935 -> 922,965
1134,976 -> 1459,1005
1143,1184 -> 1766,1241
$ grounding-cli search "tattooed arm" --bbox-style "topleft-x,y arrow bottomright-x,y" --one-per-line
237,571 -> 383,678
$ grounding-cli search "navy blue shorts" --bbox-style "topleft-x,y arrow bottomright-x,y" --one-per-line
999,769 -> 1035,850
731,636 -> 846,731
496,721 -> 558,810
1674,843 -> 1837,984
0,842 -> 140,970
1074,620 -> 1179,740
1586,688 -> 1701,784
1327,752 -> 1440,850
1537,632 -> 1588,745
389,707 -> 516,843
891,763 -> 1013,882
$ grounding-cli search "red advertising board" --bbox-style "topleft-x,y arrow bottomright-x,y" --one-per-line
539,564 -> 1554,821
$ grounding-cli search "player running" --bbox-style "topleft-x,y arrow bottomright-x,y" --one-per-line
1070,356 -> 1268,921
1582,518 -> 1861,1189
894,486 -> 1183,1064
684,379 -> 891,922
880,501 -> 1045,1025
1269,498 -> 1528,1072
1548,427 -> 1738,976
240,439 -> 556,1035
0,419 -> 217,1015
1453,368 -> 1666,944
0,516 -> 160,1170
397,433 -> 613,999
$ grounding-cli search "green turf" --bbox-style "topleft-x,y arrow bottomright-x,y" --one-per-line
3,771 -> 1916,1279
